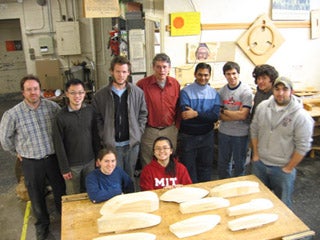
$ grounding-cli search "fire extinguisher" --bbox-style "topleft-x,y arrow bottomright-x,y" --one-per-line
108,30 -> 120,56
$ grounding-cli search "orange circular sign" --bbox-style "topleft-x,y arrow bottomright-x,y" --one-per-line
173,17 -> 184,29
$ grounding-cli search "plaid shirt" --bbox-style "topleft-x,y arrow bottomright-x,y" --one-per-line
0,98 -> 60,159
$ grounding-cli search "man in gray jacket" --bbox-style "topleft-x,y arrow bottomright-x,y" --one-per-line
92,56 -> 148,185
250,76 -> 314,207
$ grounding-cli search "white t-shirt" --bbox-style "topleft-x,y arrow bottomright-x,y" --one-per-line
219,81 -> 253,136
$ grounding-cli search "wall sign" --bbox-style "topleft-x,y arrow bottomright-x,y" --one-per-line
83,0 -> 120,18
170,12 -> 201,36
5,40 -> 23,51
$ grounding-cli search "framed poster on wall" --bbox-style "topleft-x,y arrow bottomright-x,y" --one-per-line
83,0 -> 120,18
187,42 -> 236,63
272,0 -> 310,20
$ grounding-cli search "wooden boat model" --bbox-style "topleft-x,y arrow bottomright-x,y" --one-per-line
227,198 -> 273,216
228,213 -> 278,231
100,191 -> 159,215
97,212 -> 161,233
160,186 -> 209,203
210,180 -> 260,198
92,232 -> 156,240
169,214 -> 221,238
179,197 -> 230,214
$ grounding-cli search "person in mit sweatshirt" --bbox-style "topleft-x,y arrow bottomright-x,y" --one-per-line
140,136 -> 192,191
86,147 -> 134,203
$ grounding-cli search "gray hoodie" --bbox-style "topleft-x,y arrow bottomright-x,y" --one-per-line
250,95 -> 314,166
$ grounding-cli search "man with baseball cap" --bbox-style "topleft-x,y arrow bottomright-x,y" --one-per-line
274,76 -> 293,89
250,76 -> 314,207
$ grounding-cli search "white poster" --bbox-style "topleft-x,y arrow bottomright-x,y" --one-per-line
129,29 -> 146,73
83,0 -> 120,18
272,0 -> 310,20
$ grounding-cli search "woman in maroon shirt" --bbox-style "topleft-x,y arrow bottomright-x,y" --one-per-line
140,136 -> 192,191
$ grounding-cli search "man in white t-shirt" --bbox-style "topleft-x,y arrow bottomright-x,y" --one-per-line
218,61 -> 253,179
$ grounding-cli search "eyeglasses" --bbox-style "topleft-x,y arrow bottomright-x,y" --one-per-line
154,147 -> 171,152
68,91 -> 85,96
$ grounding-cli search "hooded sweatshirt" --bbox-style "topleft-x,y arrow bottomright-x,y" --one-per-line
250,95 -> 314,166
140,158 -> 192,191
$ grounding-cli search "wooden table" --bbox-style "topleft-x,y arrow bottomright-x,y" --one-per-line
61,175 -> 314,240
302,97 -> 320,157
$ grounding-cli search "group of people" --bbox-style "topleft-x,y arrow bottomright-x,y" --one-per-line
0,53 -> 314,240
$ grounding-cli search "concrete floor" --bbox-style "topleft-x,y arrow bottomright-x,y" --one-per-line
0,95 -> 319,240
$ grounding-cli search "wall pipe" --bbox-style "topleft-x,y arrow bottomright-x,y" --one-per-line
89,18 -> 97,90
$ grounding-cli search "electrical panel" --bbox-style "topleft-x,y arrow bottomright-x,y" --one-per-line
39,37 -> 54,55
56,21 -> 81,55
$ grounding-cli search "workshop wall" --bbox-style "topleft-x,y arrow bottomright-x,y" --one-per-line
163,0 -> 320,90
0,19 -> 26,94
0,0 -> 109,94
0,0 -> 320,94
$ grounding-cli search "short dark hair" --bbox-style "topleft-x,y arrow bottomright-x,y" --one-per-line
20,74 -> 41,91
97,147 -> 117,161
65,79 -> 85,91
110,56 -> 131,72
194,62 -> 212,75
152,53 -> 171,67
252,64 -> 279,85
223,61 -> 240,75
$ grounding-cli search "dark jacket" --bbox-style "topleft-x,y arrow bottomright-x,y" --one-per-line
53,104 -> 100,174
92,82 -> 148,147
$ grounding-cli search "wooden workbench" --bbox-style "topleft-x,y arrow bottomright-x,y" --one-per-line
61,175 -> 314,240
301,97 -> 320,157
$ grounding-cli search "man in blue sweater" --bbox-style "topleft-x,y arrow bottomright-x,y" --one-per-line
178,63 -> 220,183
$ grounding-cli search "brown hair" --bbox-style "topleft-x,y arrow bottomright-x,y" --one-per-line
252,64 -> 279,85
20,74 -> 41,91
109,56 -> 131,72
97,147 -> 117,161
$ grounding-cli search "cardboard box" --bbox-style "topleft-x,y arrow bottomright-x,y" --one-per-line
35,59 -> 63,90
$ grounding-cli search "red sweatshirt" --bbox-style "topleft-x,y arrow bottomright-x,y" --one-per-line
140,158 -> 192,191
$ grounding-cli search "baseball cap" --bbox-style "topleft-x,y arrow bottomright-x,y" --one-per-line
274,76 -> 293,89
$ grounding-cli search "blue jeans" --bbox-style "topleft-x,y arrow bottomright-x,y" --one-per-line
178,130 -> 214,183
252,160 -> 296,208
218,132 -> 249,179
116,144 -> 139,181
